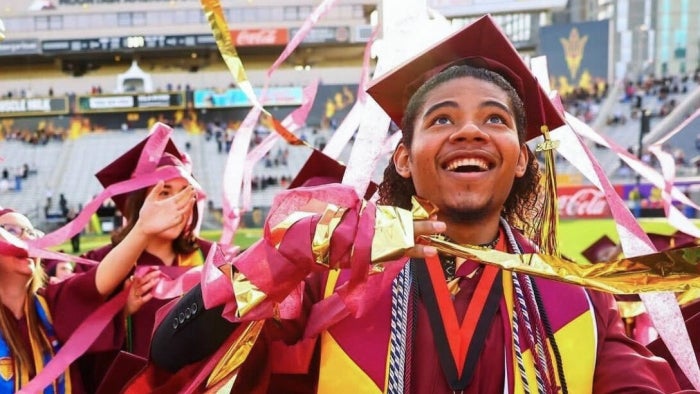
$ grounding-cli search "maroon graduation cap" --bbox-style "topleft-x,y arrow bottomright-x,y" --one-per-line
366,14 -> 565,142
670,230 -> 697,249
646,233 -> 677,252
95,125 -> 202,213
288,149 -> 377,200
646,231 -> 696,252
582,235 -> 620,263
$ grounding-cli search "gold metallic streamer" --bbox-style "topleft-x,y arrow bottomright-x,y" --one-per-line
617,301 -> 646,318
205,320 -> 265,389
370,197 -> 432,263
422,236 -> 700,294
311,204 -> 347,268
260,112 -> 311,147
232,271 -> 268,318
411,195 -> 437,219
201,0 -> 315,151
371,205 -> 415,262
200,0 -> 249,89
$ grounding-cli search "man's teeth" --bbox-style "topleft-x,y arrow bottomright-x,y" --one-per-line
446,158 -> 488,171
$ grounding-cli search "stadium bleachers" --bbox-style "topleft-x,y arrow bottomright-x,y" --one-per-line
0,126 -> 322,230
0,139 -> 64,223
1,74 -> 698,232
596,80 -> 700,182
0,129 -> 186,227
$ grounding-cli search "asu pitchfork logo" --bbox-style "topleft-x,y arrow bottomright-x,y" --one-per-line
560,27 -> 588,80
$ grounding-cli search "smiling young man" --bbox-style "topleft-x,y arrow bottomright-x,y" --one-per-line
390,75 -> 527,246
144,15 -> 682,393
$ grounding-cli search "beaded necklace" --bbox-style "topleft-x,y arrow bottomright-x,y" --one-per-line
437,233 -> 500,281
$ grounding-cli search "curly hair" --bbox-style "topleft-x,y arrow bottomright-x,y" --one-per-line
377,64 -> 542,234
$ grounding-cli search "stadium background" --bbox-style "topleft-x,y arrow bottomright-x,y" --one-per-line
1,0 -> 700,262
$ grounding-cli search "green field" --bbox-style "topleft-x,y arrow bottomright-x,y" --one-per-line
52,219 -> 696,264
559,218 -> 697,262
51,228 -> 264,255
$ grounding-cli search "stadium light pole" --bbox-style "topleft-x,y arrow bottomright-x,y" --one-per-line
636,24 -> 648,78
636,108 -> 651,186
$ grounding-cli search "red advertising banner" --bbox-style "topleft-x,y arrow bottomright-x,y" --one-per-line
230,28 -> 289,47
557,185 -> 624,218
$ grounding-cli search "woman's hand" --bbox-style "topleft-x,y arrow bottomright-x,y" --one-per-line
95,182 -> 195,297
135,181 -> 197,236
405,218 -> 446,259
125,268 -> 161,315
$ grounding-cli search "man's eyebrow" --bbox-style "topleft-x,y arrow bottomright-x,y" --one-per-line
423,99 -> 514,120
423,100 -> 459,119
480,99 -> 514,116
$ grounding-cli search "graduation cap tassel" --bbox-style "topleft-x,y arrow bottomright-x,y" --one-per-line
534,90 -> 561,258
534,125 -> 560,257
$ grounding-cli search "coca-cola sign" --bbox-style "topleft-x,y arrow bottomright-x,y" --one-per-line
230,29 -> 289,47
557,185 -> 621,218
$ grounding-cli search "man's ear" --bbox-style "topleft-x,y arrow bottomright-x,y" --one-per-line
393,143 -> 412,179
514,144 -> 528,178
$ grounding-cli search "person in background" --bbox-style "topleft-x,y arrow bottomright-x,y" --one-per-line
47,260 -> 75,283
0,200 -> 184,392
65,206 -> 81,253
143,16 -> 683,393
77,131 -> 210,391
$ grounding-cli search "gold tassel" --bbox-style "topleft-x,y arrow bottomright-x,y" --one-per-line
534,125 -> 560,257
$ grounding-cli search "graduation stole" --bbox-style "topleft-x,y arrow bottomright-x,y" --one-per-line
0,295 -> 70,394
177,246 -> 206,267
414,235 -> 505,391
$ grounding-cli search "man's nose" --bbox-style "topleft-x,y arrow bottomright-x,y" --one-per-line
448,122 -> 487,142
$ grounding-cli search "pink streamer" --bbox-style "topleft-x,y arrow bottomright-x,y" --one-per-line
282,80 -> 320,131
648,108 -> 700,236
266,0 -> 341,77
31,123 -> 205,249
16,249 -> 208,392
648,144 -> 677,216
568,114 -> 700,221
30,248 -> 99,266
241,80 -> 319,212
19,290 -> 129,394
135,264 -> 203,300
202,243 -> 236,310
557,115 -> 700,389
652,107 -> 700,146
214,184 -> 409,340
220,106 -> 262,246
219,184 -> 361,321
342,98 -> 391,198
322,102 -> 364,159
30,166 -> 187,249
321,26 -> 379,160
219,0 -> 341,241
133,123 -> 171,176
0,227 -> 99,266
356,25 -> 379,103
